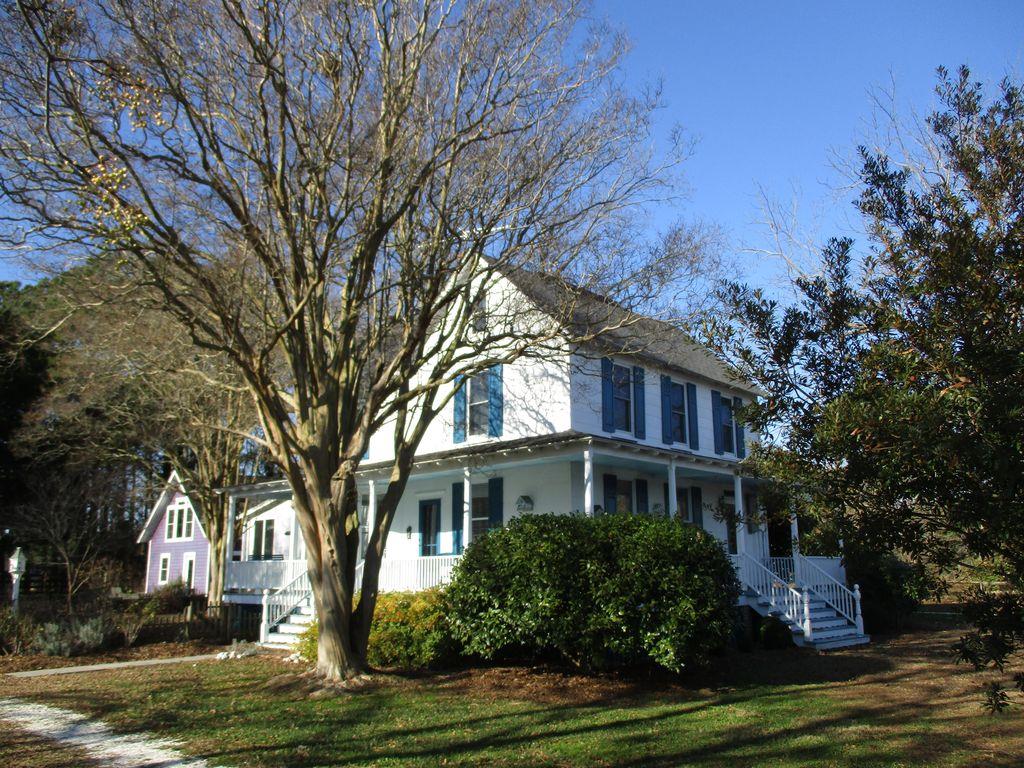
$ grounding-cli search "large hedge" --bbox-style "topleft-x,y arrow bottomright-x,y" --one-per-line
445,513 -> 739,671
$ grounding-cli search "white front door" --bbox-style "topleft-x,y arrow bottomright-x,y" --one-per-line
182,552 -> 196,590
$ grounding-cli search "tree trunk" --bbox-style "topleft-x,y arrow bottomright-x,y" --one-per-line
207,528 -> 226,605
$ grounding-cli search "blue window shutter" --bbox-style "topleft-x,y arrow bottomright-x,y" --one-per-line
711,390 -> 724,455
487,477 -> 503,529
451,482 -> 464,554
488,364 -> 503,437
602,473 -> 617,514
636,478 -> 648,514
660,375 -> 673,444
686,383 -> 699,449
734,396 -> 746,458
419,503 -> 428,556
690,486 -> 703,527
601,358 -> 615,432
632,366 -> 645,439
663,482 -> 670,516
453,377 -> 467,443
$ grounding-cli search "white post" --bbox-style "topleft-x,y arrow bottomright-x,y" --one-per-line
790,513 -> 802,584
733,473 -> 747,556
802,587 -> 813,642
367,480 -> 377,545
462,468 -> 472,550
666,459 -> 678,519
583,447 -> 594,516
259,588 -> 270,643
854,584 -> 864,634
289,501 -> 299,562
8,548 -> 25,615
223,494 -> 237,589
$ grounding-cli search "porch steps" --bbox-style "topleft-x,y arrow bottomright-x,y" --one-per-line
747,591 -> 870,651
262,602 -> 315,650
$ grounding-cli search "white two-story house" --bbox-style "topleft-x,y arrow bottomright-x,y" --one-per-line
219,268 -> 868,651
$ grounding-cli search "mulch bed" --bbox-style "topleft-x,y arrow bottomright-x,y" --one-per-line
0,640 -> 226,674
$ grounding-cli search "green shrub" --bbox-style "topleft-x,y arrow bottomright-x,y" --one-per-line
150,581 -> 191,613
446,513 -> 740,672
116,599 -> 158,647
295,589 -> 455,670
36,622 -> 73,657
0,609 -> 36,655
758,615 -> 795,649
74,616 -> 112,653
845,550 -> 934,633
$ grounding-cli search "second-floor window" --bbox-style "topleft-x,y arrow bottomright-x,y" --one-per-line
669,382 -> 686,443
468,372 -> 490,436
612,364 -> 631,431
165,502 -> 193,541
719,398 -> 735,454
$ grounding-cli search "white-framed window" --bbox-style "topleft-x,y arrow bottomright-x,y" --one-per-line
182,552 -> 196,590
669,382 -> 687,444
468,372 -> 490,436
158,554 -> 171,585
719,399 -> 735,454
251,518 -> 275,560
676,486 -> 691,523
471,484 -> 491,540
612,364 -> 631,432
164,500 -> 194,541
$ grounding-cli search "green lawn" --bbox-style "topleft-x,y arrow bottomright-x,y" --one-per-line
3,627 -> 1022,767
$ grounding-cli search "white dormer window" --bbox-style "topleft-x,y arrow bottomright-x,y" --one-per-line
165,500 -> 194,541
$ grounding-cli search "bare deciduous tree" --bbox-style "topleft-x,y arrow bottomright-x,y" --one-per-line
0,0 -> 709,678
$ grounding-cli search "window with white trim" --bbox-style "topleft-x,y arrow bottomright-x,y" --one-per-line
158,554 -> 171,585
164,500 -> 194,541
719,399 -> 735,454
612,364 -> 631,431
468,372 -> 490,436
669,382 -> 686,444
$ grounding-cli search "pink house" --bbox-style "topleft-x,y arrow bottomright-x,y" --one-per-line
137,471 -> 210,594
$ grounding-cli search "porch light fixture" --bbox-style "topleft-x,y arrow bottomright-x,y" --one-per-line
406,526 -> 412,539
515,495 -> 534,513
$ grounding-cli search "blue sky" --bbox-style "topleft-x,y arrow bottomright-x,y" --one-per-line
2,3 -> 1021,291
596,0 -> 1024,292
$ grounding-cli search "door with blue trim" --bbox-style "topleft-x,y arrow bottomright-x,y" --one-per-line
419,499 -> 442,556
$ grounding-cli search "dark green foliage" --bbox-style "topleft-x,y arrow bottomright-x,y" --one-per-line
0,608 -> 36,655
446,513 -> 739,672
34,615 -> 115,656
150,581 -> 192,613
845,550 -> 932,633
705,67 -> 1024,708
758,616 -> 795,650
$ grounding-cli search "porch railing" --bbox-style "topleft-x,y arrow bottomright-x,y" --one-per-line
795,554 -> 863,634
226,558 -> 306,591
733,553 -> 811,641
766,557 -> 795,582
259,569 -> 311,642
376,555 -> 461,592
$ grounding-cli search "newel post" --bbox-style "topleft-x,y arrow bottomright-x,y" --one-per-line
802,587 -> 813,642
8,548 -> 26,615
854,583 -> 864,635
259,588 -> 270,643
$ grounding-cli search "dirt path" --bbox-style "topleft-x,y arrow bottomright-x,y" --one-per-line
0,698 -> 209,768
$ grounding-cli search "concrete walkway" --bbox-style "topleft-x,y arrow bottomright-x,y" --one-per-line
0,698 -> 209,767
6,653 -> 218,678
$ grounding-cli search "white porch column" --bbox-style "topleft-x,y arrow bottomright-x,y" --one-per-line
583,447 -> 594,516
289,501 -> 299,561
8,548 -> 25,615
462,467 -> 472,548
367,480 -> 378,543
790,513 -> 800,556
666,459 -> 678,519
733,472 -> 747,556
223,494 -> 237,588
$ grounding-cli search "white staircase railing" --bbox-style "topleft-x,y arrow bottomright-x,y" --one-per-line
734,553 -> 812,641
766,557 -> 795,582
795,554 -> 864,634
259,568 -> 311,642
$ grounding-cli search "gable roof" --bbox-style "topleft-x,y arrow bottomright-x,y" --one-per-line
136,470 -> 208,544
501,267 -> 762,396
